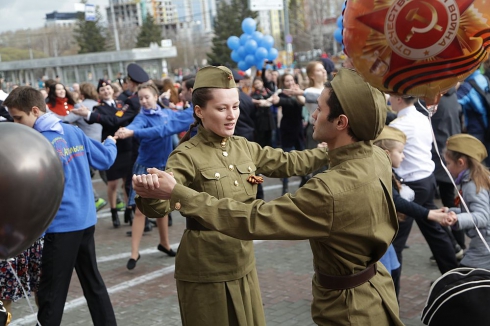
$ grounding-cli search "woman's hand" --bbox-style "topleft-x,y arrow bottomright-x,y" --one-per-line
115,127 -> 134,139
132,168 -> 176,200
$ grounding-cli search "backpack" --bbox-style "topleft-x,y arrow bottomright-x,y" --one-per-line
421,267 -> 490,326
468,76 -> 490,140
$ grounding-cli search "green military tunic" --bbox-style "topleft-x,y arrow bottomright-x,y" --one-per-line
138,125 -> 328,326
143,140 -> 403,326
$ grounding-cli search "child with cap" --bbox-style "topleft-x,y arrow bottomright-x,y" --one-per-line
374,126 -> 450,297
439,134 -> 490,269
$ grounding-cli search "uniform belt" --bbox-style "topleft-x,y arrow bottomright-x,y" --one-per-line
186,217 -> 211,231
315,263 -> 377,290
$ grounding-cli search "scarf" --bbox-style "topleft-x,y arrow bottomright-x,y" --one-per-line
455,169 -> 468,185
141,105 -> 166,117
34,112 -> 63,134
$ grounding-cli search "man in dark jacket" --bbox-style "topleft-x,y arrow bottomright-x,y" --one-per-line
232,70 -> 256,142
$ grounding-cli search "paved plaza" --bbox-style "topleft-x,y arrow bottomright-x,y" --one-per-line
9,176 -> 442,326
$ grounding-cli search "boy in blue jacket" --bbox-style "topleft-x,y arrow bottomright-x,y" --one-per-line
4,87 -> 118,326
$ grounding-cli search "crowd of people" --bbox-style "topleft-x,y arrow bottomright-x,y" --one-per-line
0,55 -> 490,325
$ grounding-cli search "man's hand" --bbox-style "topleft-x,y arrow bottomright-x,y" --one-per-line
132,168 -> 176,200
71,105 -> 90,117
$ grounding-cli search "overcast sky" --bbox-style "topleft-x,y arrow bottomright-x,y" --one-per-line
0,0 -> 109,33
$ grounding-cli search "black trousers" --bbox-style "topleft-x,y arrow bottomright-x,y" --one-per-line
37,226 -> 117,326
393,174 -> 458,274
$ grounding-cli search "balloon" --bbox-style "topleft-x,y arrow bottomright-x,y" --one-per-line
0,123 -> 64,259
238,60 -> 250,71
260,35 -> 275,50
241,17 -> 257,35
255,47 -> 268,61
231,50 -> 241,62
334,28 -> 343,43
336,16 -> 343,28
236,46 -> 247,59
245,54 -> 256,66
255,58 -> 265,68
227,36 -> 240,50
267,48 -> 279,61
343,0 -> 490,104
244,39 -> 258,55
251,31 -> 264,44
239,33 -> 251,46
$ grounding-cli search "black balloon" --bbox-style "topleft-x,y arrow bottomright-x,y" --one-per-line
0,123 -> 64,259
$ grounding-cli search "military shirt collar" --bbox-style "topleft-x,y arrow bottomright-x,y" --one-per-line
328,141 -> 373,168
197,125 -> 231,149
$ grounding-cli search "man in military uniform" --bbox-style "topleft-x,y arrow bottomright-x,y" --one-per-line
134,68 -> 403,325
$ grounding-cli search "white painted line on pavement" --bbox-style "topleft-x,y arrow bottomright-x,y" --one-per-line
11,266 -> 174,326
11,241 -> 265,325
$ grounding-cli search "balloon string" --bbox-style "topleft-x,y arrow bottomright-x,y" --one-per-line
419,99 -> 490,255
6,259 -> 42,326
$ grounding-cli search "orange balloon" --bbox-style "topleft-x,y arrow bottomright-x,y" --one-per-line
343,0 -> 490,104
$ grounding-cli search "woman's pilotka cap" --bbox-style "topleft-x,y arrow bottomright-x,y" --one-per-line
446,134 -> 488,162
331,68 -> 387,141
97,79 -> 110,92
193,66 -> 237,90
375,126 -> 407,144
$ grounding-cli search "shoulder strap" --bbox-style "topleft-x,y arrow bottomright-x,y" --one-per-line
468,77 -> 490,111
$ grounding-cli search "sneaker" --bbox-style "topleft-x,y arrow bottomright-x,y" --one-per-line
429,256 -> 436,264
116,201 -> 126,211
95,198 -> 107,212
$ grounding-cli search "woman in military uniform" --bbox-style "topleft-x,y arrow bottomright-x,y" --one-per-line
72,79 -> 139,227
136,66 -> 329,326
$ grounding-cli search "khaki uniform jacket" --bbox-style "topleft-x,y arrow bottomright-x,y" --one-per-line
141,140 -> 403,325
138,126 -> 329,283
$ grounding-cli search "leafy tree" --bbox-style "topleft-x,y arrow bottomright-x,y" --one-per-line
0,47 -> 46,62
136,14 -> 162,48
73,1 -> 107,54
207,0 -> 257,67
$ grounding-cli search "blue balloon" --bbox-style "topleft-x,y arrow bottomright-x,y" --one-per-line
236,46 -> 246,59
260,35 -> 274,50
227,36 -> 240,50
255,47 -> 268,61
241,17 -> 256,35
251,31 -> 263,43
334,28 -> 343,43
342,1 -> 346,11
255,58 -> 265,68
231,50 -> 241,62
336,16 -> 343,29
244,39 -> 258,55
239,33 -> 251,46
238,60 -> 250,71
267,48 -> 278,61
245,54 -> 255,66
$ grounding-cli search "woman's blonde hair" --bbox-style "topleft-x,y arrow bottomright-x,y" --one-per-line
446,149 -> 490,193
306,61 -> 323,88
137,82 -> 159,96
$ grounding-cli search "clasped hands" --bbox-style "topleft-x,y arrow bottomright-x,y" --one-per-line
427,207 -> 458,227
114,127 -> 134,140
132,168 -> 176,200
